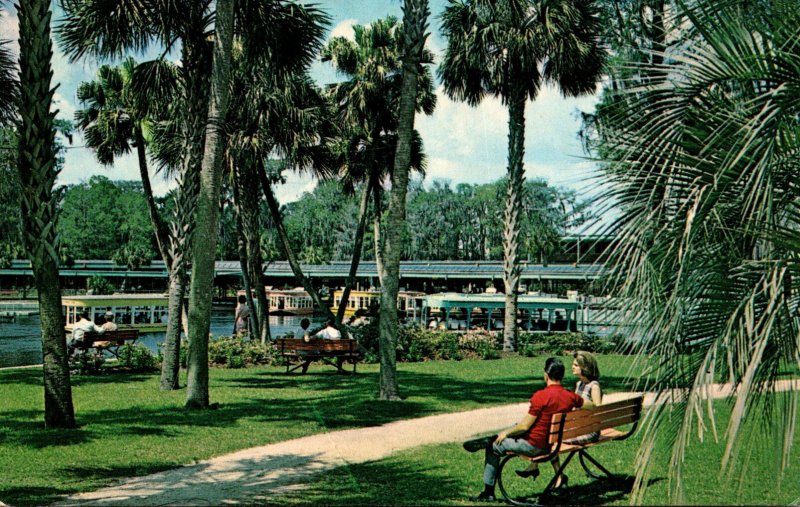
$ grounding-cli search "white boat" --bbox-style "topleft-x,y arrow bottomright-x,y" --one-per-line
62,294 -> 169,332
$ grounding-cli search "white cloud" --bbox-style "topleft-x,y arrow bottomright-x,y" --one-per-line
330,18 -> 358,40
0,9 -> 19,55
415,83 -> 599,192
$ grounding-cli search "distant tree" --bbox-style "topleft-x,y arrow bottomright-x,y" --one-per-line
58,176 -> 154,260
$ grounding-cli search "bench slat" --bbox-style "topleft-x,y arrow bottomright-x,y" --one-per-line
558,404 -> 641,433
558,412 -> 639,441
549,396 -> 643,445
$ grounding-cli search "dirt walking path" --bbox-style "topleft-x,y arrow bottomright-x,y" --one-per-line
61,379 -> 800,506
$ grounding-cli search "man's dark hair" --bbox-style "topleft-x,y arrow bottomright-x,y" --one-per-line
238,295 -> 247,304
300,318 -> 310,330
80,310 -> 90,320
544,357 -> 565,381
326,319 -> 336,328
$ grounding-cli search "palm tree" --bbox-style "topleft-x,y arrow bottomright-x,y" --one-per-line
322,16 -> 435,327
372,0 -> 434,400
184,0 -> 234,409
439,0 -> 605,351
592,0 -> 800,502
0,38 -> 16,124
222,15 -> 331,326
58,0 -> 329,394
74,59 -> 172,264
16,0 -> 75,428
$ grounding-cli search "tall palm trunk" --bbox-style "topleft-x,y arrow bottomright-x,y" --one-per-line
134,127 -> 170,263
160,36 -> 208,390
17,0 -> 75,427
241,161 -> 270,342
502,84 -> 526,352
379,0 -> 429,400
336,175 -> 374,326
257,160 -> 335,320
232,168 -> 259,336
186,0 -> 234,409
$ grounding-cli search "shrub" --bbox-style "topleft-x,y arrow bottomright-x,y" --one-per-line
208,335 -> 276,368
117,344 -> 158,372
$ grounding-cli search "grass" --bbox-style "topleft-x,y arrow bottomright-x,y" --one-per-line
0,354 -> 642,506
269,397 -> 800,506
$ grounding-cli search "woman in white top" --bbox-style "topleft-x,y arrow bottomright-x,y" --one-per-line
566,351 -> 602,444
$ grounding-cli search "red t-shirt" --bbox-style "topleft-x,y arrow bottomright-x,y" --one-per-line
526,384 -> 584,449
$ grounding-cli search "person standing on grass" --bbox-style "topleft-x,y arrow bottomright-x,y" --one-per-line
234,295 -> 251,336
463,357 -> 587,502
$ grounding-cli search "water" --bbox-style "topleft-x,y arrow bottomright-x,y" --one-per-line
0,309 -> 326,368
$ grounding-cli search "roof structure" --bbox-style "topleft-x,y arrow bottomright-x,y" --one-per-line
1,259 -> 603,281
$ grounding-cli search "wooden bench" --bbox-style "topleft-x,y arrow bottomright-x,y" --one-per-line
71,329 -> 140,359
276,338 -> 364,374
496,395 -> 644,505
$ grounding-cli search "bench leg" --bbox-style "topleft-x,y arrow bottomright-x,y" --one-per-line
578,449 -> 616,480
540,450 -> 577,496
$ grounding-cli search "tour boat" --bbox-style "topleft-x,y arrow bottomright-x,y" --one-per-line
237,288 -> 315,315
331,289 -> 426,317
62,294 -> 169,332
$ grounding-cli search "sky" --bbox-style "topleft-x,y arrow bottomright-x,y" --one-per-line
0,1 -> 601,205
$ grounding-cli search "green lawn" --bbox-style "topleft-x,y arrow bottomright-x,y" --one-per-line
270,398 -> 800,506
0,355 -> 642,506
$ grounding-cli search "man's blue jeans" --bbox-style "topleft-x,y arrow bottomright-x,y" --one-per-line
483,437 -> 547,486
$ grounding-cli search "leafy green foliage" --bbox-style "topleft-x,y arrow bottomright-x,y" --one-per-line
207,336 -> 278,368
85,275 -> 113,295
58,176 -> 156,260
587,0 -> 800,501
117,344 -> 157,372
350,320 -> 612,362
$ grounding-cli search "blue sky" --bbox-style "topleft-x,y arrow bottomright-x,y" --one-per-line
0,1 -> 600,204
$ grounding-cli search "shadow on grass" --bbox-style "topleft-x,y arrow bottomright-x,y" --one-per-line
0,368 -> 156,387
539,476 -> 664,506
0,486 -> 76,507
273,459 -> 464,506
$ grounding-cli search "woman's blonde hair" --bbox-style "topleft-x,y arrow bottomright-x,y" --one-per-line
573,351 -> 600,381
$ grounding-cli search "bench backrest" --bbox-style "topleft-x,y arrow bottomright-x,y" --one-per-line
549,395 -> 644,445
277,338 -> 357,353
85,329 -> 140,343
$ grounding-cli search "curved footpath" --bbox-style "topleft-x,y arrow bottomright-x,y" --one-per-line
59,380 -> 800,506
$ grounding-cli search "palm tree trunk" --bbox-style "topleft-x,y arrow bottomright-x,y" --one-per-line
186,0 -> 234,409
379,0 -> 430,401
257,159 -> 335,320
160,37 -> 207,391
159,270 -> 185,390
241,162 -> 270,342
135,127 -> 170,264
502,84 -> 527,352
373,185 -> 386,285
232,169 -> 259,337
17,0 -> 75,427
336,176 -> 374,326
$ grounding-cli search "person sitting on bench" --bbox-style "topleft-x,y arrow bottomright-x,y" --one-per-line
466,357 -> 587,503
68,311 -> 105,353
314,319 -> 341,340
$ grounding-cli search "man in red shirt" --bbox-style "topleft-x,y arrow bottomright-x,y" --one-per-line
468,357 -> 587,502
